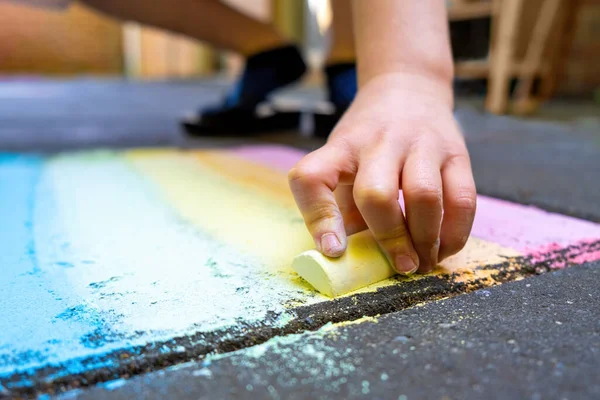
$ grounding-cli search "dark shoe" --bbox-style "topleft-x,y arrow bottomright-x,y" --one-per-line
183,44 -> 307,136
182,107 -> 301,137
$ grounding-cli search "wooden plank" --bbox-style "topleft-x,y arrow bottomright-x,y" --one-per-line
539,0 -> 582,97
513,0 -> 563,113
486,0 -> 525,114
454,59 -> 550,79
136,26 -> 216,79
0,2 -> 123,75
455,60 -> 491,78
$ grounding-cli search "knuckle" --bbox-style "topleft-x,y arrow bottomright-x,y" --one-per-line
288,162 -> 321,187
445,152 -> 470,167
304,204 -> 340,227
407,183 -> 442,207
449,191 -> 477,214
353,185 -> 398,209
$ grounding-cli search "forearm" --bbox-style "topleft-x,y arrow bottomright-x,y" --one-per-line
351,0 -> 453,98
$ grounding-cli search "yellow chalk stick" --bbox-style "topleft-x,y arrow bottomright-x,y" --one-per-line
292,230 -> 396,297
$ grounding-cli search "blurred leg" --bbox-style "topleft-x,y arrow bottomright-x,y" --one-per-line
81,0 -> 288,56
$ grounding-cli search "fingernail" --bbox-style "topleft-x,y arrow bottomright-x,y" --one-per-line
320,233 -> 343,256
395,255 -> 418,275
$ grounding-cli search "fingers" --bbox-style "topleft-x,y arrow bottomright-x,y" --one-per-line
290,127 -> 475,277
402,151 -> 444,273
288,146 -> 352,257
353,149 -> 419,275
438,154 -> 477,261
335,185 -> 367,236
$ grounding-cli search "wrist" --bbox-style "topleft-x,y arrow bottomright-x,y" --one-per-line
359,70 -> 454,108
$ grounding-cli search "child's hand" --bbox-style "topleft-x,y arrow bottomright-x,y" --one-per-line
289,73 -> 477,274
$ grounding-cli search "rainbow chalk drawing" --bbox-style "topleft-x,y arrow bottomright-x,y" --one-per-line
1,145 -> 599,386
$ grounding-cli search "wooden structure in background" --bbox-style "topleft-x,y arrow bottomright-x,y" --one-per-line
511,0 -> 565,114
122,24 -> 216,79
450,0 -> 589,115
554,0 -> 600,96
450,0 -> 496,80
0,2 -> 122,75
485,0 -> 578,115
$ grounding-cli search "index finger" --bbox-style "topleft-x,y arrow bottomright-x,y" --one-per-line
288,147 -> 350,257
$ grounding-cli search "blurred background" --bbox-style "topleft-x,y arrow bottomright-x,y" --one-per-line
0,0 -> 598,115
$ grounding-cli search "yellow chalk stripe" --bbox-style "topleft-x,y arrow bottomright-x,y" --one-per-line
125,150 -> 314,271
192,150 -> 297,209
